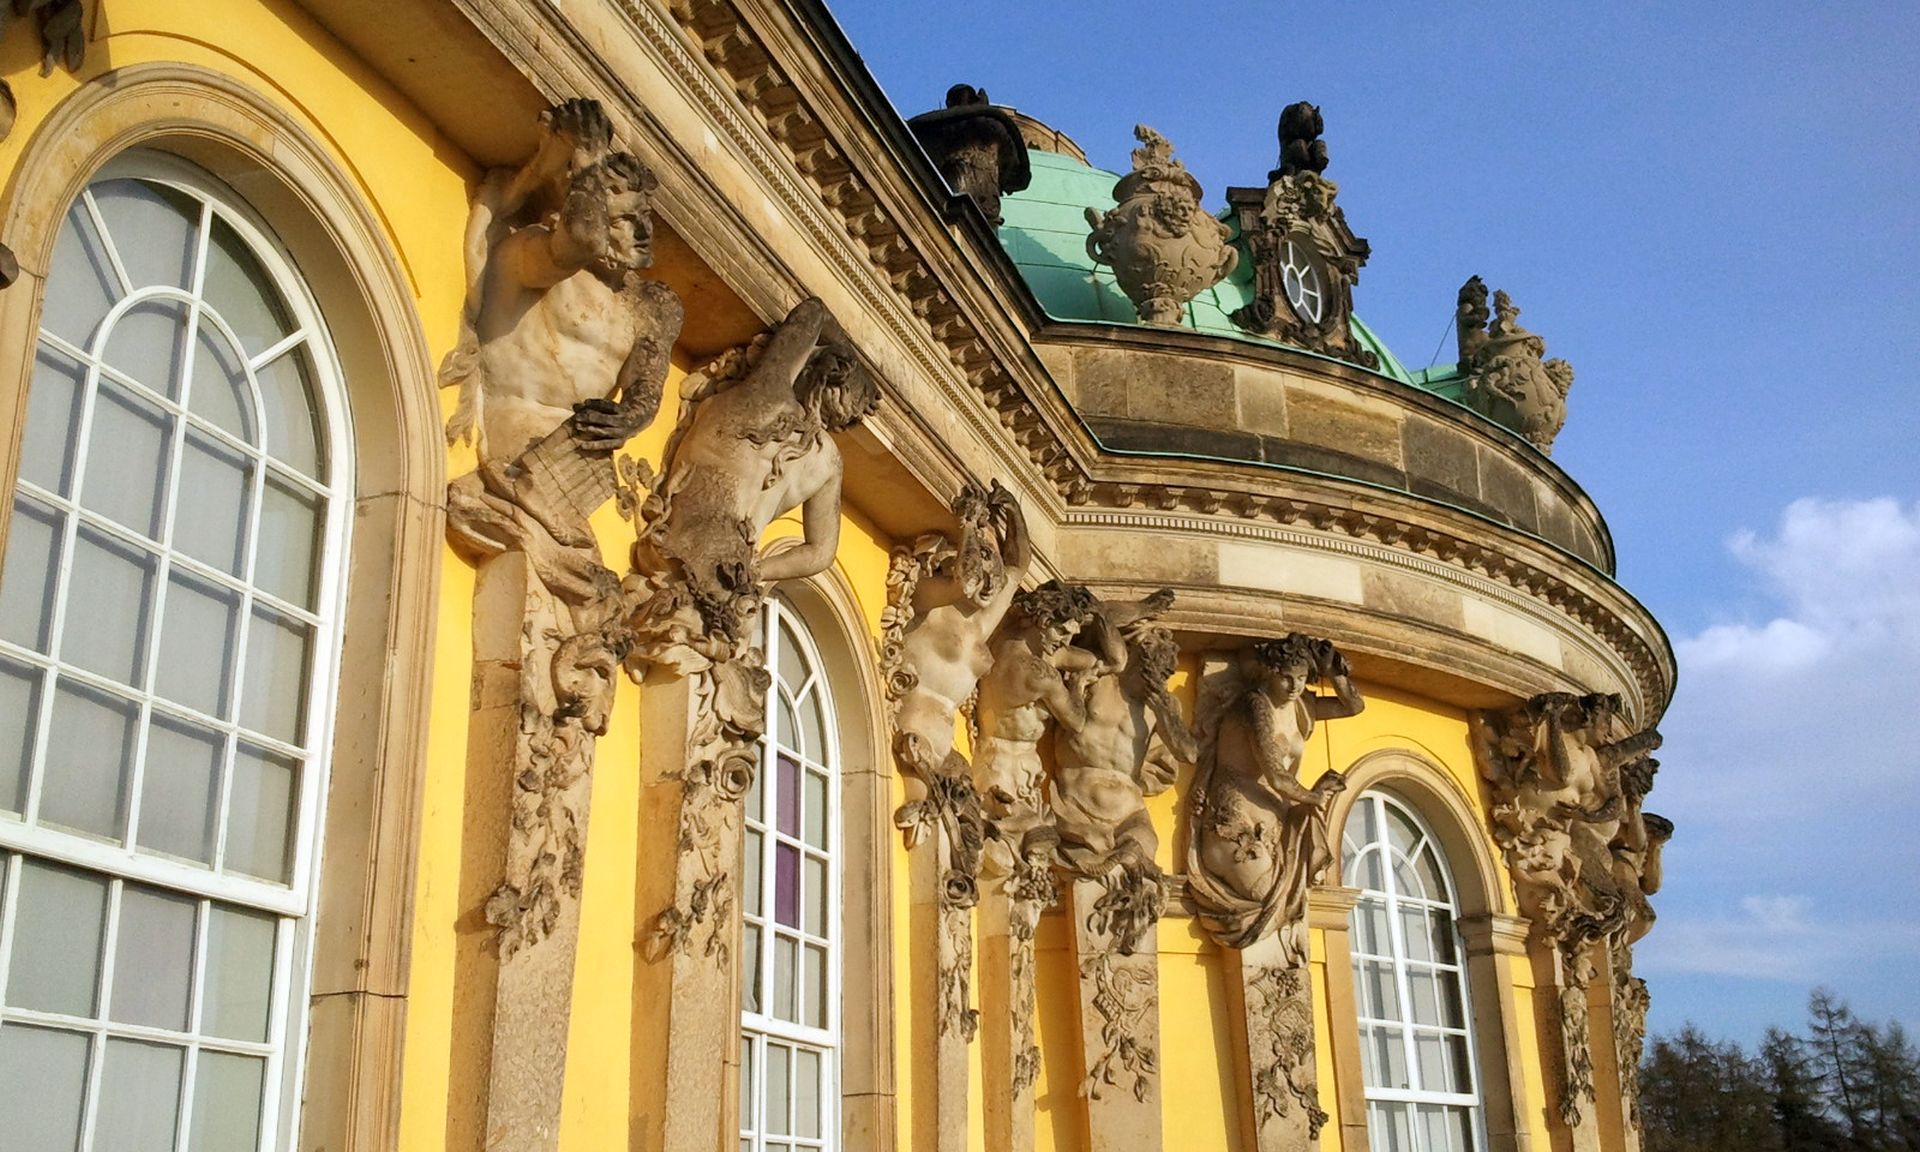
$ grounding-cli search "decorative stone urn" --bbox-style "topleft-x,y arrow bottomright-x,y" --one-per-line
1085,125 -> 1237,327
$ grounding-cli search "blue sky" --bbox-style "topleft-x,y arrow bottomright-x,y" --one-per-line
822,1 -> 1920,1045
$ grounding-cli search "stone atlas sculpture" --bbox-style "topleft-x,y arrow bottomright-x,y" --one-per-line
442,96 -> 876,1152
1188,634 -> 1365,1150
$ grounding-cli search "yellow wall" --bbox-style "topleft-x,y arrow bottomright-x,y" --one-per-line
0,6 -> 1567,1152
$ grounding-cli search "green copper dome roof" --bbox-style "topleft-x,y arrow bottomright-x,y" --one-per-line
998,150 -> 1424,388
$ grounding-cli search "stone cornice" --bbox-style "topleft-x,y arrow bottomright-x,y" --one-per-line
444,0 -> 1675,722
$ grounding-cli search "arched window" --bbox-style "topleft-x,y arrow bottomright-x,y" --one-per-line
739,596 -> 842,1151
1344,790 -> 1486,1152
0,153 -> 350,1152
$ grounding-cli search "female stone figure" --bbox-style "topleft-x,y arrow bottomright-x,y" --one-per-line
1187,634 -> 1363,952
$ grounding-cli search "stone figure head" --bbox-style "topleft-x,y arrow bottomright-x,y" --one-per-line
1245,632 -> 1328,703
585,151 -> 658,275
1011,580 -> 1095,653
796,340 -> 880,432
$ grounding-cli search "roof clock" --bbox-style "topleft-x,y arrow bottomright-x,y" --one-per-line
1228,102 -> 1377,369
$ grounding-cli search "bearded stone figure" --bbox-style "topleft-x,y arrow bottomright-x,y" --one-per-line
1049,590 -> 1193,952
1187,635 -> 1363,953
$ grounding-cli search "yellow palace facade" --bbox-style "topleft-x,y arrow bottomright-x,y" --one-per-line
0,3 -> 1674,1152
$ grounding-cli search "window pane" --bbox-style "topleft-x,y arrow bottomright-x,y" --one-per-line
1369,1100 -> 1412,1152
799,692 -> 826,768
96,1038 -> 185,1152
1415,1031 -> 1450,1092
82,379 -> 172,540
253,476 -> 318,609
0,656 -> 40,812
776,619 -> 806,693
40,679 -> 139,840
801,943 -> 826,1029
102,299 -> 189,400
765,1043 -> 791,1136
189,1050 -> 265,1152
803,769 -> 826,850
1438,971 -> 1465,1028
1353,846 -> 1384,894
6,859 -> 108,1016
1356,958 -> 1398,1021
139,714 -> 222,864
202,216 -> 292,357
1431,910 -> 1459,965
43,199 -> 120,348
773,934 -> 796,1022
741,922 -> 761,1015
111,884 -> 197,1029
803,854 -> 826,936
0,494 -> 61,652
1392,853 -> 1427,901
795,1047 -> 822,1139
90,179 -> 198,293
173,430 -> 252,577
1369,1025 -> 1409,1090
1409,971 -> 1440,1027
238,607 -> 309,746
64,526 -> 157,686
740,1037 -> 755,1131
1385,804 -> 1420,855
743,828 -> 763,911
776,691 -> 802,758
0,1022 -> 92,1152
775,753 -> 799,838
225,742 -> 297,883
1398,905 -> 1433,963
1351,898 -> 1389,956
201,905 -> 275,1042
157,569 -> 240,717
189,320 -> 256,442
1416,844 -> 1449,907
19,343 -> 88,494
774,842 -> 798,928
254,345 -> 323,479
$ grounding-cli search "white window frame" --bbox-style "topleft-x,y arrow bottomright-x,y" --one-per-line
738,595 -> 843,1152
0,149 -> 354,1152
1343,790 -> 1489,1152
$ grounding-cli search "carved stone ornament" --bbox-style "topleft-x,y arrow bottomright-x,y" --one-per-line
1247,960 -> 1328,1141
1187,634 -> 1363,954
439,96 -> 682,1152
1085,125 -> 1238,327
1455,276 -> 1575,454
906,83 -> 1034,227
0,0 -> 86,77
1228,102 -> 1377,369
1471,692 -> 1666,1130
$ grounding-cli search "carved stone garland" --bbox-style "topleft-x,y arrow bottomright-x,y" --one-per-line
1186,635 -> 1364,1152
1228,102 -> 1377,369
879,480 -> 1031,1152
1471,692 -> 1666,1149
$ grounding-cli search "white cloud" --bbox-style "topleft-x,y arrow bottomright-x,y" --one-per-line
1677,496 -> 1920,673
1639,894 -> 1920,983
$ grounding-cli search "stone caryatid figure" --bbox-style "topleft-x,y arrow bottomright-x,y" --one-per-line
1229,102 -> 1377,368
1085,125 -> 1237,326
1186,634 -> 1363,1150
906,83 -> 1034,227
1187,634 -> 1362,953
1455,276 -> 1575,454
877,479 -> 1033,1152
1472,691 -> 1665,1132
437,96 -> 683,1152
975,579 -> 1102,818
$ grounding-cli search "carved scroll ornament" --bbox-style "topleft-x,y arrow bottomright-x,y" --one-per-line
1085,125 -> 1238,327
1472,691 -> 1667,1129
1230,102 -> 1378,369
1455,276 -> 1575,454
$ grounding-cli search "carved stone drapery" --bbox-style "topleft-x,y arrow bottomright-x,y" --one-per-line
879,480 -> 1032,1152
1471,691 -> 1667,1139
1085,125 -> 1238,327
906,83 -> 1033,227
1455,276 -> 1575,454
1228,103 -> 1376,369
1186,637 -> 1363,1151
442,96 -> 680,1152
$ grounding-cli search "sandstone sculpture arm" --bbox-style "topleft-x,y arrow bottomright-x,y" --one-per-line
758,460 -> 843,583
1246,696 -> 1320,807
